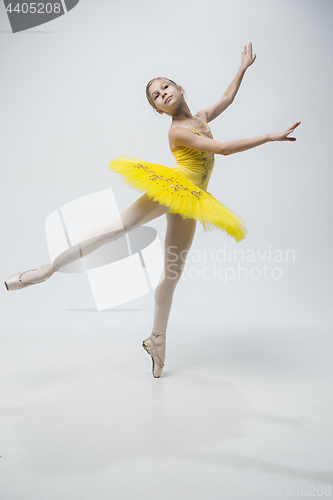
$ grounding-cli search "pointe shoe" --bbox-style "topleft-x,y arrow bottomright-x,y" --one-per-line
4,264 -> 54,291
142,330 -> 166,378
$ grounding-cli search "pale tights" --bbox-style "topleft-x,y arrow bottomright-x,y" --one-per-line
21,193 -> 197,332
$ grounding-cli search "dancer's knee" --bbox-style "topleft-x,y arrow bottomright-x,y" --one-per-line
155,266 -> 184,297
166,268 -> 184,284
104,227 -> 127,243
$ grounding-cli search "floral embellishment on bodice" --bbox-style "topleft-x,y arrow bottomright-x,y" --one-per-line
186,127 -> 214,184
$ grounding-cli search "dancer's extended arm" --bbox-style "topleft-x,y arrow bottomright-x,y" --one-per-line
198,42 -> 257,122
169,122 -> 301,156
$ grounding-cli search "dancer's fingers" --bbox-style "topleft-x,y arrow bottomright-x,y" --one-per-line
290,121 -> 301,130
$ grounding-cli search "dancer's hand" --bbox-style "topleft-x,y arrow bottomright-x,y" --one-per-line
240,42 -> 256,69
268,121 -> 301,142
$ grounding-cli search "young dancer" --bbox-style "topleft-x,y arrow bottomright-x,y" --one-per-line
4,43 -> 301,378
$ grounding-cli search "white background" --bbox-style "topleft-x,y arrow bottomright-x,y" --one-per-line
1,0 -> 332,498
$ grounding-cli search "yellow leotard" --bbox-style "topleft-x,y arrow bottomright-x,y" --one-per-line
109,120 -> 247,242
170,120 -> 215,192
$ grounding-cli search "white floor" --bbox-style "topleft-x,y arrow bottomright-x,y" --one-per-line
1,271 -> 333,500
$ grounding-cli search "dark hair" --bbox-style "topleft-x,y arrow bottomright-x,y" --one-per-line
146,77 -> 184,111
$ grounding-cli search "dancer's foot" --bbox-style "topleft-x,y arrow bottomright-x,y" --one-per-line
4,263 -> 54,291
142,329 -> 166,378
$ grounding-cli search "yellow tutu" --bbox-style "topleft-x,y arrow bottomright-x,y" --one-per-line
109,154 -> 248,243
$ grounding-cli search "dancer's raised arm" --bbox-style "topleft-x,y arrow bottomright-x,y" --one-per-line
199,42 -> 257,123
169,121 -> 301,156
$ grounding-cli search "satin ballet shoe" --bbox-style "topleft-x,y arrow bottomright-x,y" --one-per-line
142,330 -> 166,378
4,263 -> 54,291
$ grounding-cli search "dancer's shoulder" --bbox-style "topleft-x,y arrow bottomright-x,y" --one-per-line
194,111 -> 208,123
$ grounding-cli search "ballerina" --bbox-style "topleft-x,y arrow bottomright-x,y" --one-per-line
4,42 -> 301,377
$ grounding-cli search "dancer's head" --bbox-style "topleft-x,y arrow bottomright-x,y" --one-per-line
146,77 -> 187,116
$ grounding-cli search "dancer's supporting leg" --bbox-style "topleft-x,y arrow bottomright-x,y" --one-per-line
20,193 -> 170,284
142,212 -> 197,377
153,212 -> 197,331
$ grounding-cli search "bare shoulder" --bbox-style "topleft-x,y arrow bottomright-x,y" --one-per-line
168,125 -> 189,152
194,110 -> 209,123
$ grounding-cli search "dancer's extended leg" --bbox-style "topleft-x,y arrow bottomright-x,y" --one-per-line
20,193 -> 170,284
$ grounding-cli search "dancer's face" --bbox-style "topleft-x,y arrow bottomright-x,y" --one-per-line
149,79 -> 184,115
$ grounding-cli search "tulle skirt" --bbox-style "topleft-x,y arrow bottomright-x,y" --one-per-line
109,154 -> 247,242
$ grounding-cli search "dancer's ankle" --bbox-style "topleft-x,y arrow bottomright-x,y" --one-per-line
151,328 -> 166,338
20,263 -> 54,284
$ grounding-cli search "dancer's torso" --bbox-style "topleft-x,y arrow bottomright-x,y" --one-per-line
169,118 -> 215,192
